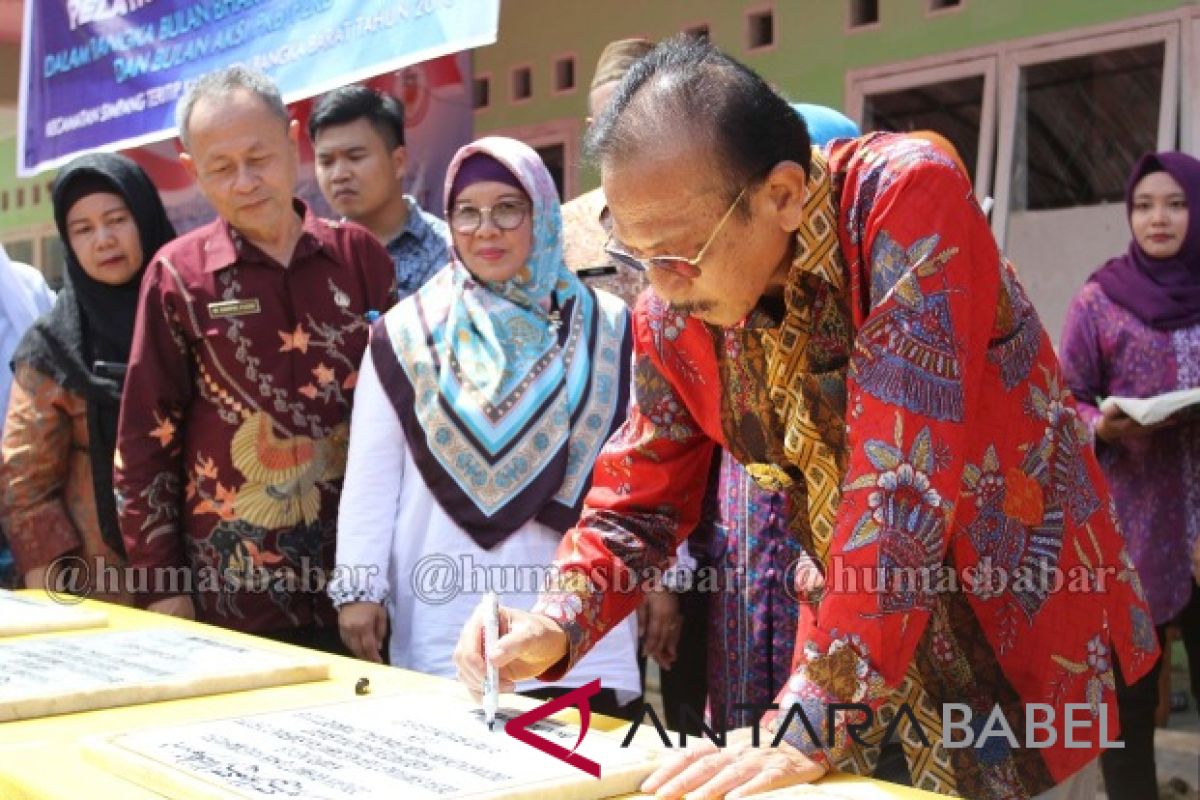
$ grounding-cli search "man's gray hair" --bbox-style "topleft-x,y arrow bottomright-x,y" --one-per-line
175,65 -> 288,150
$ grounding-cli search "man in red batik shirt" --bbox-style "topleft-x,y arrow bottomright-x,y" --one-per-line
454,38 -> 1158,800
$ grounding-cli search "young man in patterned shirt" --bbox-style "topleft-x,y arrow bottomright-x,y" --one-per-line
310,85 -> 451,300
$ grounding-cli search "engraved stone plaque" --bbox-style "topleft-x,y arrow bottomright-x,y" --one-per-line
87,694 -> 659,800
0,628 -> 329,721
0,590 -> 108,637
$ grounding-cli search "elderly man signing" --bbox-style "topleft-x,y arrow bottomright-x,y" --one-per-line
455,38 -> 1156,800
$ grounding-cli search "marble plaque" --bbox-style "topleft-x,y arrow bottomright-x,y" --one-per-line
0,628 -> 329,721
0,590 -> 108,637
86,694 -> 659,800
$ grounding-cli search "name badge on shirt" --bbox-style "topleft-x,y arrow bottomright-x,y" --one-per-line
207,299 -> 262,318
577,265 -> 618,279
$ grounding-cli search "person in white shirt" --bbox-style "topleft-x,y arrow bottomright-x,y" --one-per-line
0,244 -> 55,588
330,136 -> 640,716
0,245 -> 55,428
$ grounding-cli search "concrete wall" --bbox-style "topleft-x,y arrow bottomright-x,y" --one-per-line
472,0 -> 1194,144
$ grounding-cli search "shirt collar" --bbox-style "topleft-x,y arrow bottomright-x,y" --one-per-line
385,196 -> 434,249
201,199 -> 329,273
731,149 -> 844,331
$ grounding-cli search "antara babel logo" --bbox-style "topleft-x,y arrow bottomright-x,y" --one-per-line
504,680 -> 1123,779
503,679 -> 602,778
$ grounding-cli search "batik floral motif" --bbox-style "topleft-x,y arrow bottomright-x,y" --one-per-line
868,231 -> 940,309
632,356 -> 698,442
532,569 -> 605,670
844,134 -> 958,246
853,239 -> 963,422
1022,369 -> 1100,526
644,293 -> 705,386
772,631 -> 889,757
843,417 -> 952,613
1049,633 -> 1116,718
986,263 -> 1041,391
960,442 -> 1065,635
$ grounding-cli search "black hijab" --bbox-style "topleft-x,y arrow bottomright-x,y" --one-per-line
12,152 -> 175,556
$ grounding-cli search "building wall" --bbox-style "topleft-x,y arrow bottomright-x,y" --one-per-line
472,0 -> 1194,192
0,132 -> 61,279
471,0 -> 1198,344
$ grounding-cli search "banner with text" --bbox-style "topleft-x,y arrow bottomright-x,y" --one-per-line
17,0 -> 498,175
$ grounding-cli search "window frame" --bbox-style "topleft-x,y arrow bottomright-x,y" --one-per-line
552,53 -> 578,96
846,54 -> 998,203
991,21 -> 1180,245
744,4 -> 777,53
510,64 -> 534,105
1188,15 -> 1200,153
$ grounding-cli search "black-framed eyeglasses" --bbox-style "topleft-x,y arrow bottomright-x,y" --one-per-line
602,185 -> 749,277
449,200 -> 530,235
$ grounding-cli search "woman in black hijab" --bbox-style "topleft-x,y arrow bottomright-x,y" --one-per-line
0,152 -> 174,601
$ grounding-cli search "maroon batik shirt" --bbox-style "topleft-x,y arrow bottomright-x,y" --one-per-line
115,202 -> 396,634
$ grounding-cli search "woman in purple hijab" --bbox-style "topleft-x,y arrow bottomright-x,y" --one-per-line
1060,151 -> 1200,800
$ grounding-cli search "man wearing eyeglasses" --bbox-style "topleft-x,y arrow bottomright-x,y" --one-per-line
454,37 -> 1156,800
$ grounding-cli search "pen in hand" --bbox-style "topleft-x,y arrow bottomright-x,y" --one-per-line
482,591 -> 500,731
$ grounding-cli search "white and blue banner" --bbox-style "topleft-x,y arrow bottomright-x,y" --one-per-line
18,0 -> 499,175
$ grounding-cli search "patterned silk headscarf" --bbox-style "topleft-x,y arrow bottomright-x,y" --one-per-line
372,136 -> 631,547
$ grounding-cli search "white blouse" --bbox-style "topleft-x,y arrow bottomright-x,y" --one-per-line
331,347 -> 640,702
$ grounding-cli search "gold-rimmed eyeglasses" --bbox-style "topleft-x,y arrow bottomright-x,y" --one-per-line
602,184 -> 749,278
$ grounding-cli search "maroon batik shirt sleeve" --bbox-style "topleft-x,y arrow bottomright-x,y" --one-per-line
114,256 -> 194,607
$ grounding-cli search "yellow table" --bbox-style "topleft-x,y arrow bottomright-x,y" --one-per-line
0,595 -> 940,799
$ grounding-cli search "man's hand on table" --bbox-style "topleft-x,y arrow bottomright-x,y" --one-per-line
23,564 -> 57,593
640,726 -> 828,799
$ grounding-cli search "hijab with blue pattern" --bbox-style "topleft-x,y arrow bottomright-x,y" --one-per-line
371,136 -> 632,547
